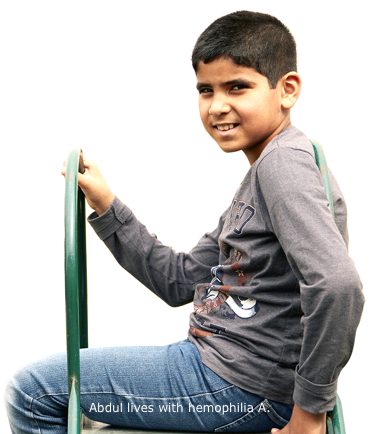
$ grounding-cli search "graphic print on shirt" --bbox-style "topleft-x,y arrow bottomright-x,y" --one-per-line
219,199 -> 256,256
228,199 -> 256,235
192,197 -> 259,336
194,265 -> 259,321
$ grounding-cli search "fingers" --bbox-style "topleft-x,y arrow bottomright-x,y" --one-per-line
60,154 -> 113,215
271,429 -> 280,433
61,157 -> 95,178
82,157 -> 96,169
77,171 -> 90,189
61,160 -> 66,177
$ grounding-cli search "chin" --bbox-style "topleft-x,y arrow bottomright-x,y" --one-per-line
218,144 -> 245,154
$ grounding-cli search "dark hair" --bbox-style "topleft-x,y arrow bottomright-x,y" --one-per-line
192,11 -> 297,89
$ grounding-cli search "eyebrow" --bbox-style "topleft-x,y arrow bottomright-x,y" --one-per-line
196,78 -> 255,91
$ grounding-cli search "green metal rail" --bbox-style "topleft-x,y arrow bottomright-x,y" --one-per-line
64,147 -> 88,434
311,139 -> 335,218
64,143 -> 346,433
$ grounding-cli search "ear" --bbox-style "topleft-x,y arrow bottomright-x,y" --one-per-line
280,72 -> 301,109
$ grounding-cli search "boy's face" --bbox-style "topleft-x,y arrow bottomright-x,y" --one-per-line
196,57 -> 290,165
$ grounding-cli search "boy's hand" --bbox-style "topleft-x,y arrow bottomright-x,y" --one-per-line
271,404 -> 326,434
61,158 -> 115,216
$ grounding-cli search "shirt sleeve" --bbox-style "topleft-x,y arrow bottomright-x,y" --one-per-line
87,196 -> 225,307
257,146 -> 364,414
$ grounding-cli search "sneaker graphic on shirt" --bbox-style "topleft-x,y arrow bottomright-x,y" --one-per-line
196,266 -> 259,320
226,294 -> 259,319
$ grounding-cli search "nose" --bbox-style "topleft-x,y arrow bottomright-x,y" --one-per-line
208,94 -> 231,116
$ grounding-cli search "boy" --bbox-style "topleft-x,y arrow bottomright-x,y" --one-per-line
6,11 -> 364,434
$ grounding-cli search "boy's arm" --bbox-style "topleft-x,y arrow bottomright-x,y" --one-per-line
89,196 -> 225,306
62,158 -> 224,306
257,147 -> 364,416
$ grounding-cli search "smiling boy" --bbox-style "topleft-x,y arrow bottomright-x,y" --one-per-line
6,11 -> 364,434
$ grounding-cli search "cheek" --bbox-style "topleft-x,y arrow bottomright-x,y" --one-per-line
198,103 -> 210,129
198,99 -> 206,117
240,101 -> 269,127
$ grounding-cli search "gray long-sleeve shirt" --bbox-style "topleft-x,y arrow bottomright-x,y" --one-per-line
88,126 -> 364,414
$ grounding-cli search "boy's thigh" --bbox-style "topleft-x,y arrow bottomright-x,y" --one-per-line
79,340 -> 292,432
80,338 -> 232,427
80,339 -> 229,398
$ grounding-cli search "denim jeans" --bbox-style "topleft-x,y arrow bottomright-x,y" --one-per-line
5,339 -> 292,433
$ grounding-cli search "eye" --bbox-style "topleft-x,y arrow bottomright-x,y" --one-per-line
198,87 -> 213,94
231,84 -> 247,91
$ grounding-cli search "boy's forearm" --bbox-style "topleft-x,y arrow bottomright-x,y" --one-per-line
91,191 -> 115,216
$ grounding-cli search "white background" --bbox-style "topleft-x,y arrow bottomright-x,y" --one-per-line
1,1 -> 373,433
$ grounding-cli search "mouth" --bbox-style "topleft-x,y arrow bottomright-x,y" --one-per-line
213,123 -> 240,138
214,123 -> 239,131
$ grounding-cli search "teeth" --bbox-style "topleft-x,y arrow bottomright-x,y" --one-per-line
217,124 -> 235,131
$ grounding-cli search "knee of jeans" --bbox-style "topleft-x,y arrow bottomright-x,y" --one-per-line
4,376 -> 22,422
5,368 -> 47,434
4,369 -> 32,416
5,361 -> 52,415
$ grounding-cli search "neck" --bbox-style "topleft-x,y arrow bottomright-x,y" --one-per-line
244,118 -> 292,165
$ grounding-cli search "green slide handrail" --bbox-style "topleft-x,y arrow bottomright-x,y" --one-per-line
64,147 -> 88,434
64,144 -> 345,433
311,139 -> 335,218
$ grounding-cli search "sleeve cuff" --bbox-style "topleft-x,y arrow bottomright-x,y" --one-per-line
293,367 -> 338,414
87,196 -> 132,240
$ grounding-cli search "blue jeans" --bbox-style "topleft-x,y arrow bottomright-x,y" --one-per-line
5,339 -> 292,433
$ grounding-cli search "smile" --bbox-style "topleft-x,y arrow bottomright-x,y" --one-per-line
215,123 -> 238,131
